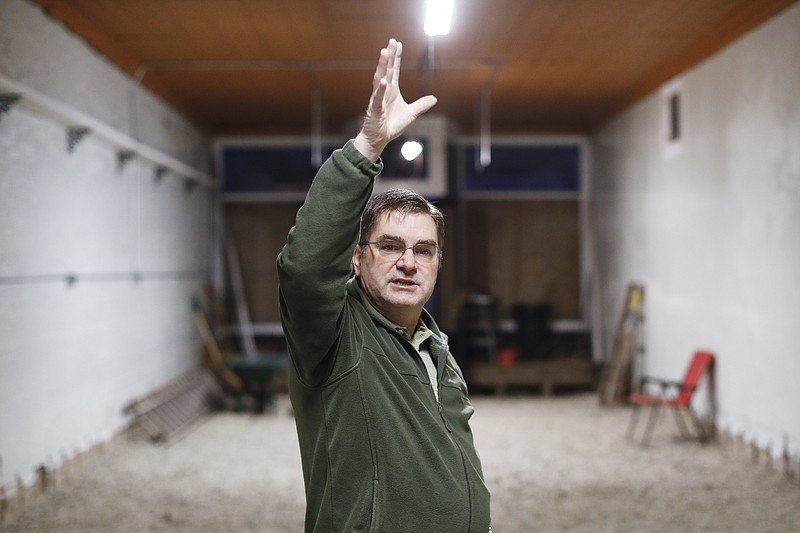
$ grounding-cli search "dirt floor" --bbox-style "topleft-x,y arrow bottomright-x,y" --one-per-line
4,393 -> 799,532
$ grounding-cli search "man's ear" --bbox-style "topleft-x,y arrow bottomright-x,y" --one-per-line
352,245 -> 362,276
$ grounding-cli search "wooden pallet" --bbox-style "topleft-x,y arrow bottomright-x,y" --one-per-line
467,356 -> 598,395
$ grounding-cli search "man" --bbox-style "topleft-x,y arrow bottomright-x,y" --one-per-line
278,38 -> 491,532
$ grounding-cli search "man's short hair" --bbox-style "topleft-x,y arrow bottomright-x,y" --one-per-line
360,188 -> 445,247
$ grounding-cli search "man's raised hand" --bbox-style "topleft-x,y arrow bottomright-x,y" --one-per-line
354,39 -> 438,162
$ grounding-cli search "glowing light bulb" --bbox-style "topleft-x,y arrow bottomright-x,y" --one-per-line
401,140 -> 424,161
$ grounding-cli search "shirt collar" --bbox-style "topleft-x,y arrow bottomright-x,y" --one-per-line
396,321 -> 433,351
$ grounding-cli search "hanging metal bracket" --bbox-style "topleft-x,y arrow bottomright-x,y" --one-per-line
310,81 -> 324,167
67,126 -> 91,153
478,84 -> 492,169
117,149 -> 136,171
0,93 -> 22,122
154,165 -> 169,182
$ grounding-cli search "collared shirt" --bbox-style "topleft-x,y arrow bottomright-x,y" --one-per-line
397,322 -> 438,400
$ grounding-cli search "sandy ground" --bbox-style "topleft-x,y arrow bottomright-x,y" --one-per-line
4,393 -> 799,532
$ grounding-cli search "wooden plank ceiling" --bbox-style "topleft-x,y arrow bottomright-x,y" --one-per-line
30,0 -> 797,136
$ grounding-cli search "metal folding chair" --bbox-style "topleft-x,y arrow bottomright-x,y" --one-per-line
626,350 -> 715,446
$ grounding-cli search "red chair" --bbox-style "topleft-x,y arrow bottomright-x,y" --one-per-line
626,350 -> 715,446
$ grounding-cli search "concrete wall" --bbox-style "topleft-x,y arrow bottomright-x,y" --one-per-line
0,0 -> 213,486
591,3 -> 800,458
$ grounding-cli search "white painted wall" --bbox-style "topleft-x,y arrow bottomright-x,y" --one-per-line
0,0 -> 213,486
591,4 -> 800,458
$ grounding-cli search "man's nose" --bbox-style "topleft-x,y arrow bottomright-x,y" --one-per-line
395,247 -> 417,269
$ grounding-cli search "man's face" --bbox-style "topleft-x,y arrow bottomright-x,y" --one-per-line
353,211 -> 440,327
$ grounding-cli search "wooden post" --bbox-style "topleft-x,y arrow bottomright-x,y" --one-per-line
598,283 -> 644,405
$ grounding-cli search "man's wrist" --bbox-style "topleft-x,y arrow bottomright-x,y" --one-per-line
353,133 -> 385,163
342,139 -> 384,177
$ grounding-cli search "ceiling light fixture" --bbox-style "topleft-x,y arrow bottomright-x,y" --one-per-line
424,0 -> 454,36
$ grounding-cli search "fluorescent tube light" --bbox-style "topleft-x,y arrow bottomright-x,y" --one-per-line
424,0 -> 454,36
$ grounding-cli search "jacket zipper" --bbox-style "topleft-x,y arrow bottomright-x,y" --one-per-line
431,334 -> 453,432
437,397 -> 452,432
430,334 -> 480,531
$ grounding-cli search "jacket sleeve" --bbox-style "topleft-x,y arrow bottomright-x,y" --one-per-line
277,140 -> 382,386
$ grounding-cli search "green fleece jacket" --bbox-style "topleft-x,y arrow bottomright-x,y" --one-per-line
278,140 -> 491,532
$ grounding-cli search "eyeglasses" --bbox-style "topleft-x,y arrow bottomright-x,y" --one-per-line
361,239 -> 441,263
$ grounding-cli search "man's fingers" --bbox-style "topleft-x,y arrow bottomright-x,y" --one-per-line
369,78 -> 388,114
392,41 -> 402,85
385,39 -> 396,70
373,39 -> 401,90
409,95 -> 438,118
373,42 -> 392,89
